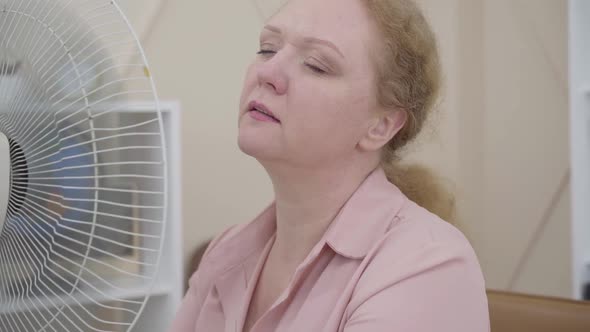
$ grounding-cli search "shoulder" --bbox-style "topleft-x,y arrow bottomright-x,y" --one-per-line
387,200 -> 477,256
342,201 -> 490,330
349,200 -> 486,308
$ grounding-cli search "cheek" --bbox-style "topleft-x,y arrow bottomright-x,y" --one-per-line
298,80 -> 372,127
287,85 -> 371,148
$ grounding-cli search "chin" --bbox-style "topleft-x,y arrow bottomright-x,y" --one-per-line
237,130 -> 275,160
237,116 -> 281,159
237,134 -> 258,157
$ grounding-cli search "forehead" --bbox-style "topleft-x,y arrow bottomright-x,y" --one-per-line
266,0 -> 377,57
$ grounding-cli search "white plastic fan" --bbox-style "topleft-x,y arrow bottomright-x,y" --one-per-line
0,0 -> 167,331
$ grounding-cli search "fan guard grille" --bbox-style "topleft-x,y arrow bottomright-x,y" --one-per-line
0,1 -> 167,331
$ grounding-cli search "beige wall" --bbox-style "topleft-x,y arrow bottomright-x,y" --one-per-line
478,0 -> 570,297
120,0 -> 571,298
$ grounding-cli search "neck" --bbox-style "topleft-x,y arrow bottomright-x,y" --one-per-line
262,159 -> 378,266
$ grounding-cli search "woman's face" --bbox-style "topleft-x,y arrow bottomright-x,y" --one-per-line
238,0 -> 382,168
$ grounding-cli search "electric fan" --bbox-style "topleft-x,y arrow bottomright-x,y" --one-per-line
0,0 -> 167,331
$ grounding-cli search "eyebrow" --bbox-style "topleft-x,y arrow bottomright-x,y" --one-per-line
263,24 -> 345,59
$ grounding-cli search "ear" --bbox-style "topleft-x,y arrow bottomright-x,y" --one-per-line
358,110 -> 407,152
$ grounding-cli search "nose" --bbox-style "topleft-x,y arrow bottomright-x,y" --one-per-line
256,55 -> 288,95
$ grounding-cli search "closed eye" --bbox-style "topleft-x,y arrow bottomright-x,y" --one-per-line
305,63 -> 327,75
257,50 -> 276,56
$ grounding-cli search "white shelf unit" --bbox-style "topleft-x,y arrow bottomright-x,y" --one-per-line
118,100 -> 185,332
0,101 -> 184,331
569,0 -> 590,300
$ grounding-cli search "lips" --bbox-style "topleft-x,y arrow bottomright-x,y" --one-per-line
247,101 -> 280,123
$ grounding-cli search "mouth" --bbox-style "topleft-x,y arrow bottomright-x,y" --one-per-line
247,101 -> 281,123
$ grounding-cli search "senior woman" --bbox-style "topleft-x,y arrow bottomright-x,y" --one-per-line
169,0 -> 490,331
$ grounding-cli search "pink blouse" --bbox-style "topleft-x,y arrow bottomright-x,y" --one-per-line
168,168 -> 490,332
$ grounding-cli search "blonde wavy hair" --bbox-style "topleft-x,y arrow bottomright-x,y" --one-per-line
364,0 -> 456,223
